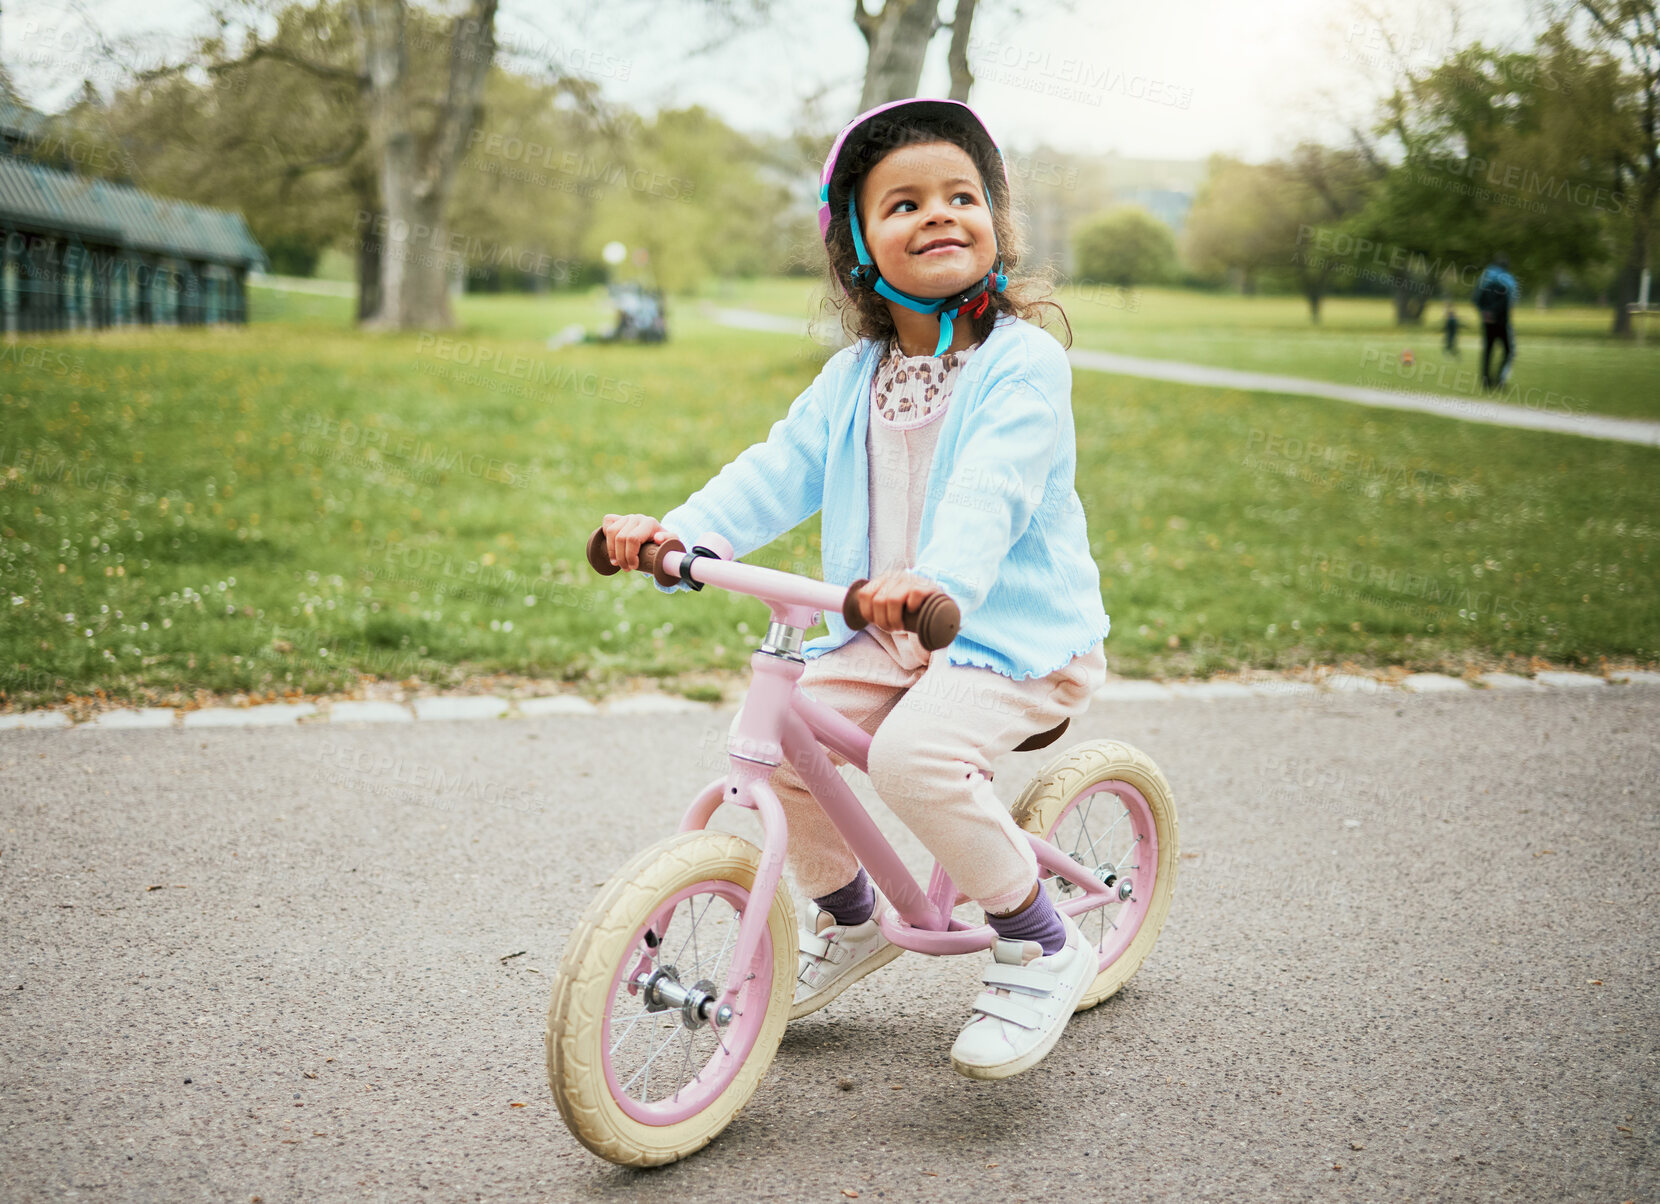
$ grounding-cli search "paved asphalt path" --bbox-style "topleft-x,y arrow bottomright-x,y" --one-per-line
2,687 -> 1655,1202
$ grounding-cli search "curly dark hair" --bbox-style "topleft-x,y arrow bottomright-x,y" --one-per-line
816,114 -> 1072,352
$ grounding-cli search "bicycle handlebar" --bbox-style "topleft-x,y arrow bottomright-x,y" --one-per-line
584,525 -> 960,652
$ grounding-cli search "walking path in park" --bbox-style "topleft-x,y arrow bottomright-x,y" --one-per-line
3,687 -> 1654,1200
703,305 -> 1660,447
3,668 -> 1655,731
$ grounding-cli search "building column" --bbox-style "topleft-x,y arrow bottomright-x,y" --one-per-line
0,229 -> 14,337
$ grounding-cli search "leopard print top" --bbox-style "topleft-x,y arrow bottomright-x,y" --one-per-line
870,340 -> 979,428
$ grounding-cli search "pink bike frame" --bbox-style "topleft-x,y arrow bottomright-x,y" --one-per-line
654,544 -> 1113,1016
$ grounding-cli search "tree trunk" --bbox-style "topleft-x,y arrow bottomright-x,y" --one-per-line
856,0 -> 940,112
1576,0 -> 1659,339
354,0 -> 498,330
356,220 -> 382,321
946,0 -> 978,102
1297,258 -> 1333,323
1609,191 -> 1653,337
1393,283 -> 1428,325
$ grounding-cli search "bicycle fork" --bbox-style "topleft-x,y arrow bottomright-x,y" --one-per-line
623,768 -> 788,1030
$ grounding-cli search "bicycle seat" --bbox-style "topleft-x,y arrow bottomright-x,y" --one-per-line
1012,717 -> 1068,753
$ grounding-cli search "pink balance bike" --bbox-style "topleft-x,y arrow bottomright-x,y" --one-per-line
546,528 -> 1179,1167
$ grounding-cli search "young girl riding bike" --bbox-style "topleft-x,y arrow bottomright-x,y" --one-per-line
600,97 -> 1110,1080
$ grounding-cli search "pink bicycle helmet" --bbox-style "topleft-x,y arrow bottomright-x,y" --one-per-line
818,98 -> 1011,356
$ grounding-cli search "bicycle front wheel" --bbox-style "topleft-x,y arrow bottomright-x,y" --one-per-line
546,831 -> 796,1167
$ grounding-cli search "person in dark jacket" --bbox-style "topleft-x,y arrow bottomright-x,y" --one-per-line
1442,304 -> 1460,357
1472,254 -> 1519,388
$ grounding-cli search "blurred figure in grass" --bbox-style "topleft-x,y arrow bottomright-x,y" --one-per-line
1442,303 -> 1460,358
549,282 -> 667,348
1472,253 -> 1519,388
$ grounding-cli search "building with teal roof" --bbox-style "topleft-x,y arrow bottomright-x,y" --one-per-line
0,94 -> 266,333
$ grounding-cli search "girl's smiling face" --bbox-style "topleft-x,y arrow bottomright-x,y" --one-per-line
857,140 -> 997,300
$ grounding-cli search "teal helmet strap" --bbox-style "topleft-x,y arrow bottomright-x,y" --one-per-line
846,192 -> 1008,357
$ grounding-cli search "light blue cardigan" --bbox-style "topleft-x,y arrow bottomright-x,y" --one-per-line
656,312 -> 1111,680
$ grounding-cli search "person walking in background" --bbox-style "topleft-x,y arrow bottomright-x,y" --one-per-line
1473,253 -> 1519,388
1442,303 -> 1460,357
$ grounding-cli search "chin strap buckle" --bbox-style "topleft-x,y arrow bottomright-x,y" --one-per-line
677,545 -> 721,591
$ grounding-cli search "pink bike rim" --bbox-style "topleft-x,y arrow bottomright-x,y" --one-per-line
1046,780 -> 1158,973
600,879 -> 775,1126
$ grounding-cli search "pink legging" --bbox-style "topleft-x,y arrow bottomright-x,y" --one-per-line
728,629 -> 1108,914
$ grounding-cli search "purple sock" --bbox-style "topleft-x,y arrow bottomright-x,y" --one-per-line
813,868 -> 874,927
986,886 -> 1067,957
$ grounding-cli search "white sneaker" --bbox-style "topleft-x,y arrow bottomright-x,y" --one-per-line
949,912 -> 1096,1080
790,903 -> 903,1021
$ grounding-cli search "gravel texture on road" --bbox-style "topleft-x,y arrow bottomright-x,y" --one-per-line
1,688 -> 1655,1201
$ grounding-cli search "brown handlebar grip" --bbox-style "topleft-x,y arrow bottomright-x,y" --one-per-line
585,525 -> 686,589
586,527 -> 621,576
841,578 -> 961,652
910,592 -> 961,651
638,537 -> 687,589
841,578 -> 871,631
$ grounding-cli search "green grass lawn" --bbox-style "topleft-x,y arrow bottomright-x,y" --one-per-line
1,284 -> 1655,710
698,277 -> 1660,423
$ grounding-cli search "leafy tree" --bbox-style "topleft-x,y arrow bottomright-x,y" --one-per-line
1182,156 -> 1286,294
1182,146 -> 1376,321
118,0 -> 499,328
1572,0 -> 1660,335
1358,34 -> 1620,323
1279,143 -> 1380,322
1074,206 -> 1176,286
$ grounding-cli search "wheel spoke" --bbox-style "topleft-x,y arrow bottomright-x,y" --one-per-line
1075,805 -> 1101,865
1114,833 -> 1143,873
714,904 -> 737,972
676,1028 -> 694,1101
672,897 -> 700,967
623,1018 -> 682,1098
607,1006 -> 655,1057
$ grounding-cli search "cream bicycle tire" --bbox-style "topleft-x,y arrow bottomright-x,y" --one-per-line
546,831 -> 797,1167
1011,739 -> 1179,1011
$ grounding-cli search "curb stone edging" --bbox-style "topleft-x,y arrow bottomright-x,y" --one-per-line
1533,671 -> 1606,689
4,669 -> 1652,733
1475,673 -> 1543,690
1399,673 -> 1471,693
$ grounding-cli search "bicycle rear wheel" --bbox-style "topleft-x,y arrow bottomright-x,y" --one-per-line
546,831 -> 796,1166
1011,740 -> 1179,1010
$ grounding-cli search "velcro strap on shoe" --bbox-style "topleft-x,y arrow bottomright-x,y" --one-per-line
971,991 -> 1043,1029
800,932 -> 833,960
981,964 -> 1064,997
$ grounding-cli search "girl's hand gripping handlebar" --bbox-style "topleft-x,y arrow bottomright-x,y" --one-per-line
583,524 -> 960,652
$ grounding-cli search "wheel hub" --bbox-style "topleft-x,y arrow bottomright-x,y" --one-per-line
635,966 -> 731,1027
